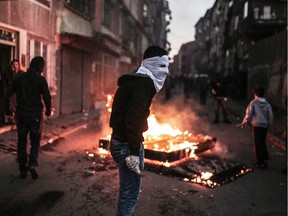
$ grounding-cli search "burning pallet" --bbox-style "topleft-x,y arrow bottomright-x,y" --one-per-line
99,134 -> 216,165
144,137 -> 216,166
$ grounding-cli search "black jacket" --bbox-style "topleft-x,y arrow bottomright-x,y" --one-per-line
109,71 -> 156,156
4,68 -> 51,118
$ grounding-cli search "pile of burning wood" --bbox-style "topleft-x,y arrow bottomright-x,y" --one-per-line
97,97 -> 253,188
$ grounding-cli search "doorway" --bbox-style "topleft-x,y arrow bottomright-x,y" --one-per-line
0,44 -> 12,124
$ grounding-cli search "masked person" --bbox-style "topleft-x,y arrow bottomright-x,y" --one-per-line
109,45 -> 169,216
4,56 -> 51,179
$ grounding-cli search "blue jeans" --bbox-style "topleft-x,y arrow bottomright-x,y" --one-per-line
110,139 -> 144,216
16,116 -> 42,172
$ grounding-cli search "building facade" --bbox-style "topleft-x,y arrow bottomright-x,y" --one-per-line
0,0 -> 171,117
192,0 -> 287,108
224,0 -> 287,99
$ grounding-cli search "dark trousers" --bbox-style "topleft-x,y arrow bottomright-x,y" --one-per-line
214,98 -> 228,121
16,116 -> 42,172
252,126 -> 269,164
200,90 -> 207,105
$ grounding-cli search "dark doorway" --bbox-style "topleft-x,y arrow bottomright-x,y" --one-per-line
0,44 -> 12,124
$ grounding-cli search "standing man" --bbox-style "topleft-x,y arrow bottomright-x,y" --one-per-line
4,59 -> 25,125
237,87 -> 274,168
109,45 -> 169,216
211,80 -> 231,123
4,56 -> 51,179
6,59 -> 24,82
0,59 -> 24,125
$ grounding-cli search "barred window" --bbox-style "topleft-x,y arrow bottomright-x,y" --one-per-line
35,41 -> 41,56
65,0 -> 95,20
27,39 -> 55,94
103,0 -> 115,31
121,12 -> 134,46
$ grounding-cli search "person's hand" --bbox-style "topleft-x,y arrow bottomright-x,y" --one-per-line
45,108 -> 55,118
236,122 -> 246,128
125,155 -> 141,175
45,111 -> 50,116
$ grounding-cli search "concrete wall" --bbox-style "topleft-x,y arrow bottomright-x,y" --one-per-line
248,29 -> 287,110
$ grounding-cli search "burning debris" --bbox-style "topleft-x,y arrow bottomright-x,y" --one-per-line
144,158 -> 253,188
95,95 -> 253,188
100,114 -> 217,166
83,148 -> 117,177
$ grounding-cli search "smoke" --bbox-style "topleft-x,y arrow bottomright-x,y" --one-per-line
98,92 -> 213,141
151,95 -> 211,134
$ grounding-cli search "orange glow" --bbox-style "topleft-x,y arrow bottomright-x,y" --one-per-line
191,171 -> 218,188
98,147 -> 109,155
106,94 -> 113,113
143,114 -> 213,163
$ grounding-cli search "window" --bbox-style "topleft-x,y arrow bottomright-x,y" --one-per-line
263,6 -> 271,19
42,44 -> 48,77
234,15 -> 239,30
27,39 -> 56,94
243,1 -> 248,19
103,0 -> 115,31
121,13 -> 134,46
34,41 -> 41,56
253,5 -> 278,20
65,0 -> 95,20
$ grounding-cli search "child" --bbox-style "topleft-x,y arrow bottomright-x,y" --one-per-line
237,87 -> 274,168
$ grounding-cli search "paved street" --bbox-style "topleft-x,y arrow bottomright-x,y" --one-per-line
0,93 -> 286,216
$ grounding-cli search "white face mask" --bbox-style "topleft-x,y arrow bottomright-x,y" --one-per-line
136,55 -> 169,92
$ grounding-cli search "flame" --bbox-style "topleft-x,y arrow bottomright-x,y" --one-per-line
191,171 -> 218,188
143,114 -> 202,157
106,94 -> 113,113
144,114 -> 183,138
98,147 -> 109,155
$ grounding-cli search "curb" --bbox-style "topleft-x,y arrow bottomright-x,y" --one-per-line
267,133 -> 286,151
41,123 -> 88,147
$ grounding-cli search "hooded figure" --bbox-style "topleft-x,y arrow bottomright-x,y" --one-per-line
109,45 -> 169,216
4,56 -> 51,180
237,87 -> 274,168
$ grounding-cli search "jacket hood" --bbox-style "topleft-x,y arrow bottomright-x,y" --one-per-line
28,56 -> 45,74
118,69 -> 151,86
255,98 -> 269,107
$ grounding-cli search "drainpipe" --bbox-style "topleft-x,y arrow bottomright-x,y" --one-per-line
59,48 -> 63,115
81,52 -> 84,112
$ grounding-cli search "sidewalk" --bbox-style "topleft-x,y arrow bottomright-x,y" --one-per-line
0,110 -> 100,154
40,110 -> 100,146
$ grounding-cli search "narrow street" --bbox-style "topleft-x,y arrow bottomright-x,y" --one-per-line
0,93 -> 286,216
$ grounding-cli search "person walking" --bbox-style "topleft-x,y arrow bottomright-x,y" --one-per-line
237,87 -> 274,168
211,80 -> 231,123
4,56 -> 51,179
109,45 -> 169,216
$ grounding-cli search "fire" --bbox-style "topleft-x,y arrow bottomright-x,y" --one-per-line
144,114 -> 183,138
142,114 -> 215,167
97,147 -> 109,157
106,94 -> 113,113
